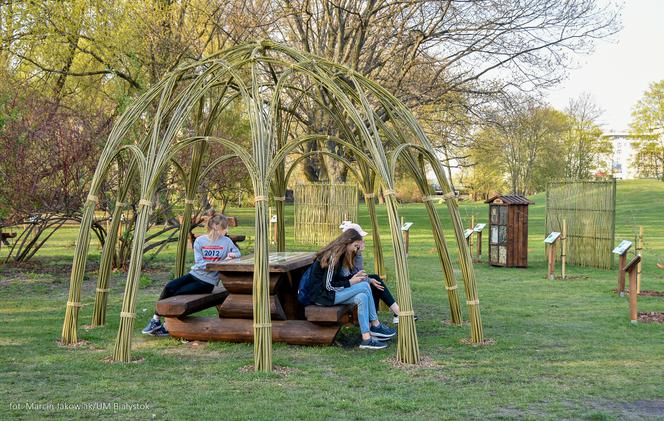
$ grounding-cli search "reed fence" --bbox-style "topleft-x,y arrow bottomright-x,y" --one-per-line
294,183 -> 358,245
545,180 -> 616,269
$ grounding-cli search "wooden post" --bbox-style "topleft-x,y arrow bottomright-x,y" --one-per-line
618,252 -> 627,297
469,215 -> 475,260
476,230 -> 482,263
561,219 -> 567,279
269,207 -> 274,245
547,242 -> 556,280
625,255 -> 641,324
637,226 -> 643,294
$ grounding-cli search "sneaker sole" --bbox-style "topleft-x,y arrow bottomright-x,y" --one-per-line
141,325 -> 162,335
359,344 -> 388,350
370,332 -> 396,340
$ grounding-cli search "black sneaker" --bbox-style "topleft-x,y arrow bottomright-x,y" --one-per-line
370,323 -> 396,340
153,325 -> 169,337
359,338 -> 388,350
141,318 -> 162,335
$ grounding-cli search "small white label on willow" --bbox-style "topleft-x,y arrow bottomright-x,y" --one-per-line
401,222 -> 413,231
544,232 -> 561,244
474,223 -> 486,232
270,215 -> 277,223
464,228 -> 473,239
612,240 -> 633,255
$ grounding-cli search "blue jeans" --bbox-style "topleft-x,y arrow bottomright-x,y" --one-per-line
334,282 -> 377,334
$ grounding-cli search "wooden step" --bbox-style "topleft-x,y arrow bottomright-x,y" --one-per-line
165,317 -> 341,345
217,294 -> 287,320
305,304 -> 355,323
156,286 -> 228,317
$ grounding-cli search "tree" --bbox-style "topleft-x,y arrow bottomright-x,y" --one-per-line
472,97 -> 569,195
561,94 -> 610,179
630,80 -> 664,180
0,76 -> 108,261
259,0 -> 621,182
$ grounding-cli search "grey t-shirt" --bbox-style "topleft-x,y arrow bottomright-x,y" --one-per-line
190,234 -> 241,285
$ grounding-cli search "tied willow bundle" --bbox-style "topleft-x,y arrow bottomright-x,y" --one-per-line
91,163 -> 136,327
546,180 -> 616,270
91,200 -> 125,326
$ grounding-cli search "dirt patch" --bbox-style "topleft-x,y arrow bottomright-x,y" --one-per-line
442,319 -> 470,326
238,365 -> 299,376
585,398 -> 664,419
56,339 -> 90,348
102,356 -> 145,364
459,338 -> 496,346
637,312 -> 664,324
384,355 -> 443,371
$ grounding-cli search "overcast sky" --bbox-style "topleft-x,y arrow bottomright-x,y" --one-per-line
544,0 -> 664,133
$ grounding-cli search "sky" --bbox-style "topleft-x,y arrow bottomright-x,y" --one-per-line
544,0 -> 664,133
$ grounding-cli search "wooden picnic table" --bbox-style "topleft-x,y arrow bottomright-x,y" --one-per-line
164,252 -> 356,345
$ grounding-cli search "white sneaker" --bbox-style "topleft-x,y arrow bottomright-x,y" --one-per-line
392,314 -> 418,324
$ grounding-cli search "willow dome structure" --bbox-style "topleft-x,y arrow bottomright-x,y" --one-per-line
61,41 -> 483,372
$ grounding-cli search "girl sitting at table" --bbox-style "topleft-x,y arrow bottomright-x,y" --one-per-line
339,222 -> 417,325
307,229 -> 396,350
142,211 -> 240,336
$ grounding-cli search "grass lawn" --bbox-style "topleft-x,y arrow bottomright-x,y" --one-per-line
1,179 -> 664,420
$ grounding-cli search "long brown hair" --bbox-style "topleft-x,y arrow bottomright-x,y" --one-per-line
316,229 -> 362,269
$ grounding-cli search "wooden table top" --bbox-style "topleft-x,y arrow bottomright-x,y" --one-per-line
206,251 -> 315,273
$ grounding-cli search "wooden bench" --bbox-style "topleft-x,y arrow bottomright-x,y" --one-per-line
304,304 -> 356,323
0,231 -> 16,246
156,286 -> 229,317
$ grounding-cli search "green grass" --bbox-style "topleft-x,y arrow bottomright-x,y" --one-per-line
1,179 -> 664,420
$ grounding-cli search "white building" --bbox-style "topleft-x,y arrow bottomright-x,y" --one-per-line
601,133 -> 640,179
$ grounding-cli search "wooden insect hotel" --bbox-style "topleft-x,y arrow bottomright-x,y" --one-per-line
485,195 -> 533,268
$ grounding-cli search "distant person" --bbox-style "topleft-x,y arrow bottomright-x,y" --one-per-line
308,229 -> 396,349
339,222 -> 417,325
142,211 -> 240,336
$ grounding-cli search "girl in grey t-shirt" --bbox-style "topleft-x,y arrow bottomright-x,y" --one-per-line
141,212 -> 240,336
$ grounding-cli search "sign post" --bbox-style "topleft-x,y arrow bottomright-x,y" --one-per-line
401,221 -> 413,256
561,219 -> 567,279
473,223 -> 486,263
544,232 -> 561,280
613,240 -> 633,297
270,213 -> 277,245
464,228 -> 474,257
625,255 -> 641,324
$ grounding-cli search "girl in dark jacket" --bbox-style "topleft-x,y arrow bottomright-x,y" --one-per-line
308,230 -> 396,349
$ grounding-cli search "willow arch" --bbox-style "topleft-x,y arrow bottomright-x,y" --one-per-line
62,41 -> 484,371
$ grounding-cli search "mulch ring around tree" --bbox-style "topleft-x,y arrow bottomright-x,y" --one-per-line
238,365 -> 298,375
611,289 -> 664,297
551,275 -> 590,281
637,290 -> 664,297
637,312 -> 664,324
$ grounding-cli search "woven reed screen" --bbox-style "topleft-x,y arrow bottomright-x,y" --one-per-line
545,180 -> 616,269
294,183 -> 358,245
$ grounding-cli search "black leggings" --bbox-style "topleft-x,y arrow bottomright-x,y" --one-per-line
156,273 -> 214,314
368,274 -> 396,312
